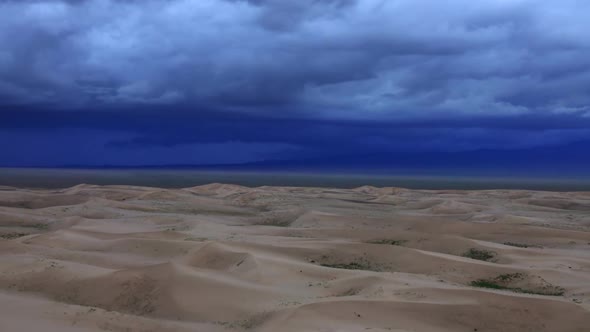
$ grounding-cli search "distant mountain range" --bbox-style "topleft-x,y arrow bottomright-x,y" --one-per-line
50,140 -> 590,178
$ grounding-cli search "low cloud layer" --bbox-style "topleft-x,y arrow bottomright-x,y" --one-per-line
1,0 -> 589,119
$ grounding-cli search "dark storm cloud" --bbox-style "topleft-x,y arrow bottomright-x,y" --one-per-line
1,0 -> 589,168
2,109 -> 589,154
1,0 -> 589,119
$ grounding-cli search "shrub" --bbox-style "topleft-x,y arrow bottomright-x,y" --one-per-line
463,248 -> 496,261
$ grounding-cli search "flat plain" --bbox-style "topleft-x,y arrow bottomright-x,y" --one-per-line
1,183 -> 589,331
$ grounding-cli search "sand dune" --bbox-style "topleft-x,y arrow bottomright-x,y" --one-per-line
1,184 -> 589,331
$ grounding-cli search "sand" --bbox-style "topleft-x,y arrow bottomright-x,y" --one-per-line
0,183 -> 589,331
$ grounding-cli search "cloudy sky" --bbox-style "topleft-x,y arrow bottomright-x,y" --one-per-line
1,0 -> 589,173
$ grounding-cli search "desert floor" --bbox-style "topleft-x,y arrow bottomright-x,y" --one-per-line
0,184 -> 589,331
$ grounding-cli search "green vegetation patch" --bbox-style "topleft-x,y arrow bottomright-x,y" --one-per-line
471,273 -> 564,296
184,237 -> 209,242
367,239 -> 407,246
0,232 -> 28,240
496,273 -> 524,282
503,242 -> 543,249
462,248 -> 496,262
253,219 -> 293,227
319,256 -> 384,272
471,279 -> 506,290
321,262 -> 371,270
503,242 -> 529,248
